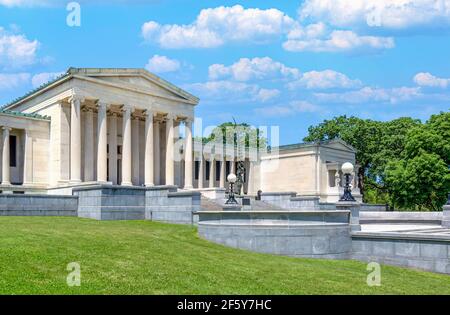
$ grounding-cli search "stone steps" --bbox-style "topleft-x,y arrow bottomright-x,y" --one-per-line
200,197 -> 223,211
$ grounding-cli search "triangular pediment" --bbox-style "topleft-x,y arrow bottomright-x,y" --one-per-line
323,139 -> 356,152
69,68 -> 199,104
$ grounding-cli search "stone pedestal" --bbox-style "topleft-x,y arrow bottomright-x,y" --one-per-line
336,201 -> 361,232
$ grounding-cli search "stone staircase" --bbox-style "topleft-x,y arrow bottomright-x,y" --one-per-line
200,196 -> 284,211
200,197 -> 223,211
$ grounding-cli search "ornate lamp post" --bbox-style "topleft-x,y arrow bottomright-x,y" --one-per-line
339,162 -> 356,202
226,173 -> 238,205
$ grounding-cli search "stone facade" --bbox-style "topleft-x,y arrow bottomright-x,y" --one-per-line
258,140 -> 362,202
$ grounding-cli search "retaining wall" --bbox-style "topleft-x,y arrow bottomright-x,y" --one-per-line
360,211 -> 443,224
146,187 -> 201,224
352,232 -> 450,274
0,194 -> 77,216
198,210 -> 352,259
74,185 -> 147,220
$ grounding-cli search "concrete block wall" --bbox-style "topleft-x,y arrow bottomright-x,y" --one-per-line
74,185 -> 146,220
0,194 -> 77,216
197,210 -> 352,259
352,233 -> 450,274
146,186 -> 201,224
360,211 -> 443,225
261,192 -> 338,211
360,204 -> 388,212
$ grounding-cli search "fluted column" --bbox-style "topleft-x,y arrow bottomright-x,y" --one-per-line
121,105 -> 132,186
209,156 -> 215,188
97,102 -> 108,183
108,113 -> 118,184
220,158 -> 226,188
70,96 -> 82,183
131,116 -> 140,185
247,160 -> 255,195
2,127 -> 11,185
154,120 -> 160,185
231,157 -> 236,174
83,107 -> 94,182
144,111 -> 154,186
23,129 -> 32,185
184,118 -> 193,189
198,156 -> 204,189
165,114 -> 175,185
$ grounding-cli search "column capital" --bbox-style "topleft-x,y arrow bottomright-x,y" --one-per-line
69,95 -> 84,105
165,113 -> 177,121
96,101 -> 108,109
81,106 -> 94,113
121,104 -> 133,112
2,126 -> 12,132
144,109 -> 155,118
185,116 -> 194,123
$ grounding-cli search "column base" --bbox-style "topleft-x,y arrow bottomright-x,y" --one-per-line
184,185 -> 193,190
70,179 -> 82,184
97,180 -> 112,185
121,181 -> 133,186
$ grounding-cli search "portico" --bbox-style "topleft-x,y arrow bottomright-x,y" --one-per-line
1,68 -> 200,191
67,96 -> 196,188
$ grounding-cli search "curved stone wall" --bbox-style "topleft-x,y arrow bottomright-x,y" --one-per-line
197,211 -> 352,259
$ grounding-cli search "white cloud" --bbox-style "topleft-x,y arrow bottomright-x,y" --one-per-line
0,27 -> 39,68
283,30 -> 394,53
255,100 -> 324,116
256,88 -> 280,102
208,57 -> 300,81
186,80 -> 279,103
31,71 -> 64,88
141,5 -> 295,48
413,72 -> 450,88
299,0 -> 450,31
145,55 -> 180,73
314,86 -> 422,104
288,69 -> 362,89
0,0 -> 49,7
0,72 -> 30,90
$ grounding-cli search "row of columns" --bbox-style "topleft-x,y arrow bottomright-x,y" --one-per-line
196,157 -> 244,189
1,127 -> 33,186
69,96 -> 194,188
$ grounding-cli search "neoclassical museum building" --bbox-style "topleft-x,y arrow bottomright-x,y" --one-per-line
0,68 -> 360,202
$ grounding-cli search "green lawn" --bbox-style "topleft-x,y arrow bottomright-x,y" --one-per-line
0,217 -> 448,294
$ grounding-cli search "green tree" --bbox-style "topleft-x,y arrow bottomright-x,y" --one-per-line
205,122 -> 267,149
303,115 -> 383,199
385,151 -> 450,211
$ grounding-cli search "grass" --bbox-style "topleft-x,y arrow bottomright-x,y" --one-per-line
0,217 -> 448,295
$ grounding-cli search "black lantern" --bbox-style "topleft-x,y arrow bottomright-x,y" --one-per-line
339,162 -> 356,202
226,173 -> 238,204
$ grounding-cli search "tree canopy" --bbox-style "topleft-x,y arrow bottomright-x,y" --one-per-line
201,121 -> 267,149
303,112 -> 450,211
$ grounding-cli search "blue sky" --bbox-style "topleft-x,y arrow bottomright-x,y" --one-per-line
0,0 -> 449,144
